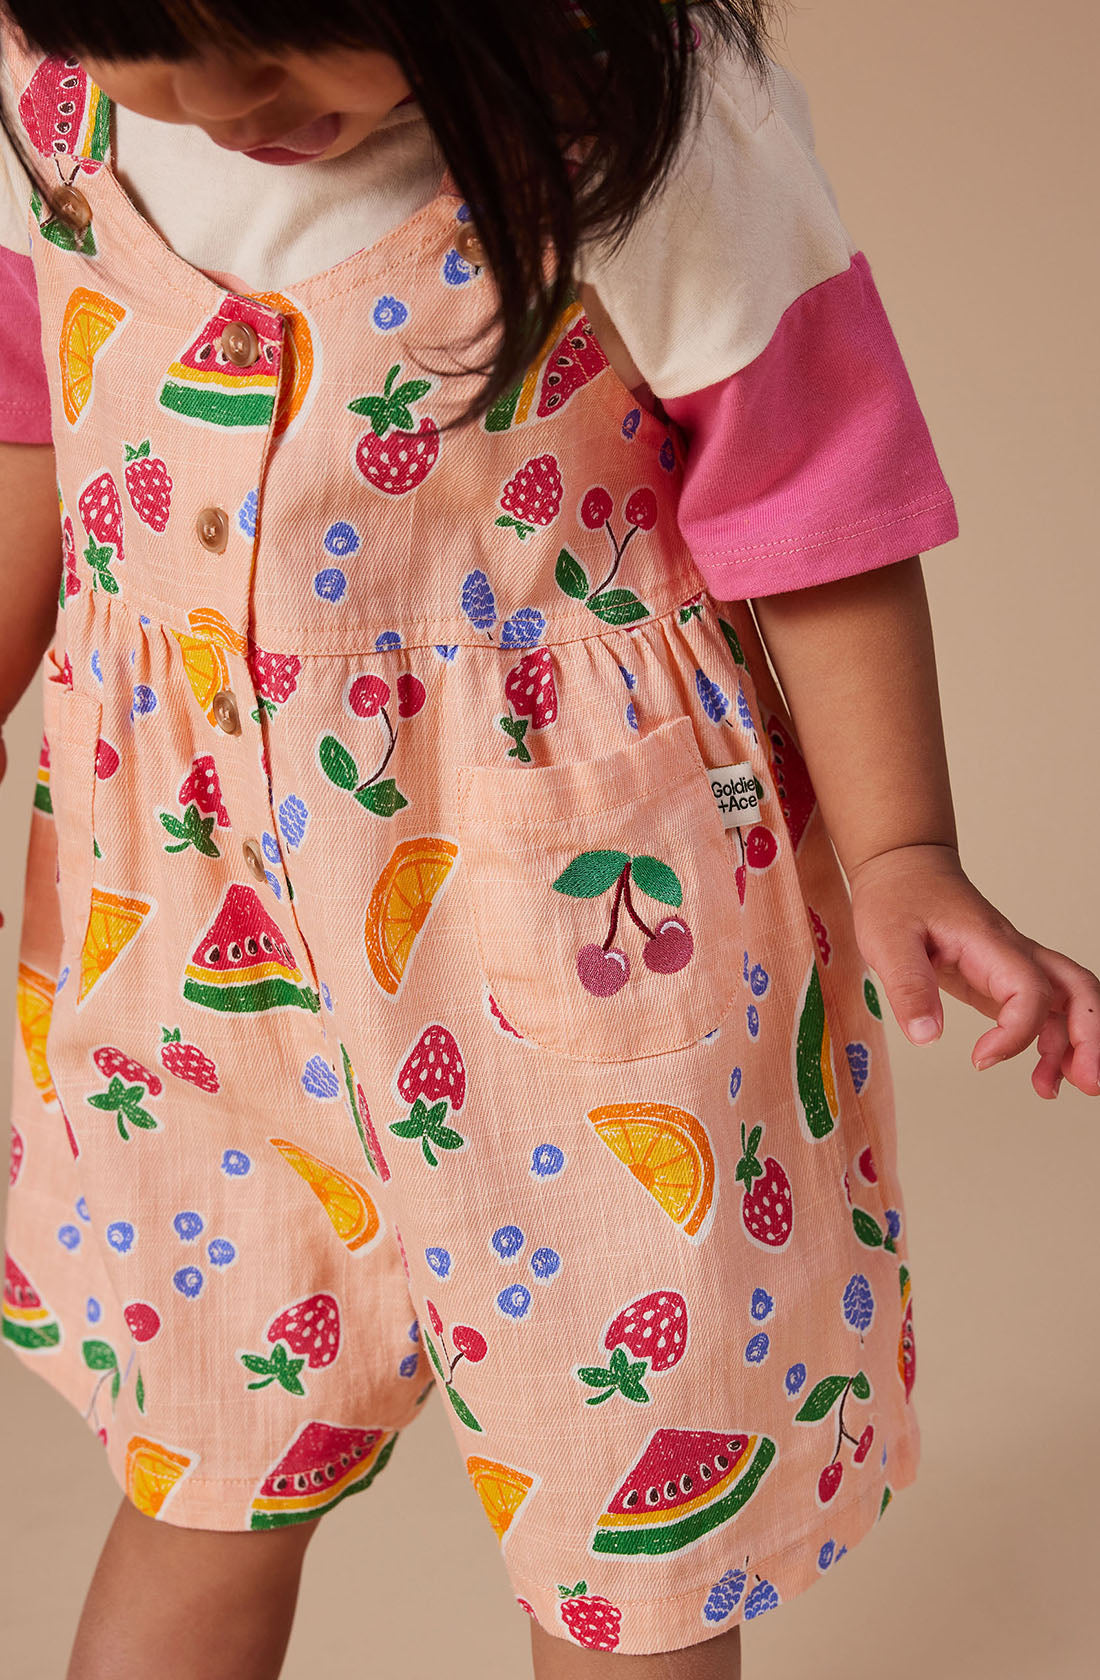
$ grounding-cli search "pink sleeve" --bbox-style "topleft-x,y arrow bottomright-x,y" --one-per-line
662,251 -> 959,600
0,246 -> 53,444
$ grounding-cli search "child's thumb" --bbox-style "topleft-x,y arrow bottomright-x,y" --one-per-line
872,936 -> 943,1045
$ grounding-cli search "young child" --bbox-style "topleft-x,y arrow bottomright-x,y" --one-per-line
1,2 -> 1097,1675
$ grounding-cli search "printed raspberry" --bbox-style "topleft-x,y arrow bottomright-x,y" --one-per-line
178,755 -> 230,826
247,645 -> 301,706
92,1046 -> 162,1095
267,1293 -> 341,1368
78,470 -> 125,561
123,439 -> 172,532
504,648 -> 557,728
557,1583 -> 621,1651
498,454 -> 563,538
159,1027 -> 220,1093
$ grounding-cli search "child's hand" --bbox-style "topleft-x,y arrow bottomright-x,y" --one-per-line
847,842 -> 1100,1099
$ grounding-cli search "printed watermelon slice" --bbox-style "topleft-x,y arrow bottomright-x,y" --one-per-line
249,1420 -> 396,1530
159,300 -> 281,431
483,304 -> 608,431
19,56 -> 110,164
183,884 -> 319,1015
2,1254 -> 62,1352
590,1426 -> 775,1557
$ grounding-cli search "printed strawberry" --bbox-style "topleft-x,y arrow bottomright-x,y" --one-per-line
159,1026 -> 220,1093
247,644 -> 301,718
537,315 -> 609,417
736,1121 -> 793,1249
268,1293 -> 341,1368
61,513 -> 80,602
576,1290 -> 689,1406
349,362 -> 441,496
557,1582 -> 621,1652
92,1046 -> 162,1096
78,470 -> 124,563
123,439 -> 173,532
341,1043 -> 391,1182
504,647 -> 557,728
497,454 -> 563,539
177,755 -> 230,827
10,1124 -> 24,1188
396,1025 -> 466,1111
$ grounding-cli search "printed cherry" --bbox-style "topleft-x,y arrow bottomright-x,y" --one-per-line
853,1424 -> 875,1464
745,825 -> 778,869
818,1461 -> 843,1503
452,1325 -> 487,1363
734,862 -> 747,906
642,916 -> 694,974
348,674 -> 390,718
577,942 -> 630,997
580,486 -> 613,529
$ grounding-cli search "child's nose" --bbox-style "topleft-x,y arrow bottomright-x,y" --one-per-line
170,57 -> 290,125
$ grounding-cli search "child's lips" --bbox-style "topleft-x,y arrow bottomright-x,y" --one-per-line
214,112 -> 342,162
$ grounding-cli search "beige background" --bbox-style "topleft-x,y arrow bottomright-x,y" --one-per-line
3,2 -> 1098,1673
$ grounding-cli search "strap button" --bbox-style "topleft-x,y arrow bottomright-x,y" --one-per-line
242,838 -> 268,883
454,221 -> 486,268
53,184 -> 92,233
212,690 -> 241,735
220,321 -> 261,367
196,506 -> 229,553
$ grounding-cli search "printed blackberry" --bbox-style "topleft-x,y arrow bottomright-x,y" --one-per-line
278,795 -> 310,851
702,1566 -> 747,1622
501,606 -> 546,648
301,1056 -> 338,1100
843,1273 -> 875,1333
743,1579 -> 779,1619
846,1040 -> 870,1093
461,567 -> 497,632
695,667 -> 730,724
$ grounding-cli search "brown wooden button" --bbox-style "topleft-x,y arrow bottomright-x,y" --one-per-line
53,184 -> 92,233
220,321 -> 261,368
242,838 -> 267,882
212,690 -> 241,735
454,221 -> 486,267
196,506 -> 229,553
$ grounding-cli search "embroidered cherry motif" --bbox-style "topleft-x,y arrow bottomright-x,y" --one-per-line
554,850 -> 694,997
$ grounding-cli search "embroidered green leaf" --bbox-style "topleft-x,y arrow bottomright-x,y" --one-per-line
718,616 -> 745,666
587,587 -> 650,626
794,1373 -> 849,1423
353,778 -> 408,818
445,1384 -> 484,1432
552,849 -> 629,898
319,735 -> 359,790
851,1370 -> 872,1400
630,854 -> 682,906
852,1208 -> 885,1248
82,1339 -> 118,1372
555,546 -> 589,600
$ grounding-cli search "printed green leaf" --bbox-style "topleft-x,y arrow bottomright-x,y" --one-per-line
353,778 -> 409,818
424,1329 -> 446,1380
240,1353 -> 275,1374
718,617 -> 745,666
630,854 -> 683,907
319,735 -> 359,790
551,849 -> 629,898
851,1370 -> 872,1400
110,1369 -> 121,1404
852,1208 -> 885,1248
899,1264 -> 910,1296
884,1232 -> 898,1255
347,394 -> 388,428
433,1125 -> 465,1151
135,1370 -> 145,1413
445,1384 -> 483,1432
499,714 -> 531,762
587,588 -> 650,626
555,546 -> 589,600
82,1339 -> 118,1372
794,1373 -> 849,1423
421,1137 -> 439,1168
389,1116 -> 426,1140
576,1366 -> 619,1390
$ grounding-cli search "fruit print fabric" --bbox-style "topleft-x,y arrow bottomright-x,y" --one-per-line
2,39 -> 921,1660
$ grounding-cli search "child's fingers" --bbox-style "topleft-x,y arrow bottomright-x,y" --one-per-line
865,926 -> 944,1045
1028,944 -> 1100,1095
968,947 -> 1056,1070
1032,1010 -> 1071,1100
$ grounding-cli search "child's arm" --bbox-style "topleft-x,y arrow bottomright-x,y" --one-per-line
752,556 -> 1100,1099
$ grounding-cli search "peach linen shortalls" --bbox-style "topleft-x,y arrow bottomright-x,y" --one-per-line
2,40 -> 920,1657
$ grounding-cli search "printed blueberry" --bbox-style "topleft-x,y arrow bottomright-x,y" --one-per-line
501,606 -> 546,648
58,1223 -> 81,1250
818,1539 -> 836,1571
785,1362 -> 807,1396
625,701 -> 638,731
57,966 -> 70,992
75,1196 -> 91,1222
399,1351 -> 419,1377
659,436 -> 676,472
375,630 -> 401,651
320,982 -> 334,1012
744,1332 -> 770,1364
461,568 -> 496,632
264,870 -> 282,898
314,567 -> 347,603
220,1149 -> 251,1177
91,649 -> 102,682
736,683 -> 757,738
617,663 -> 637,690
173,1210 -> 204,1242
621,407 -> 642,441
728,1066 -> 742,1102
258,831 -> 279,865
491,1224 -> 524,1261
434,644 -> 458,661
695,667 -> 730,724
743,1580 -> 779,1620
301,1056 -> 339,1100
749,962 -> 770,998
278,795 -> 309,851
531,1143 -> 565,1177
173,1265 -> 204,1299
442,247 -> 474,286
324,519 -> 360,557
106,1220 -> 135,1253
496,1283 -> 531,1319
238,488 -> 259,537
746,1004 -> 760,1039
743,948 -> 750,982
86,1297 -> 101,1324
843,1272 -> 875,1334
207,1238 -> 236,1267
426,1246 -> 452,1278
835,1544 -> 848,1563
530,1247 -> 561,1282
129,648 -> 136,667
750,1287 -> 774,1322
130,684 -> 157,718
885,1209 -> 902,1242
846,1040 -> 870,1094
456,202 -> 472,223
372,295 -> 409,331
408,1319 -> 420,1343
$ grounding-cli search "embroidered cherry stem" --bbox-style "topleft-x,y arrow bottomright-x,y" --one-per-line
601,862 -> 630,950
831,1377 -> 857,1462
622,873 -> 656,939
81,1370 -> 111,1423
354,707 -> 397,792
592,521 -> 640,598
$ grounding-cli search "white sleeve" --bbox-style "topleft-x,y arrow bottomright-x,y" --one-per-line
0,52 -> 33,254
573,36 -> 856,401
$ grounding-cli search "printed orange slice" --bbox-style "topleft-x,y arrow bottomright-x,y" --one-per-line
364,836 -> 459,995
59,287 -> 126,425
17,963 -> 57,1103
269,1138 -> 380,1251
125,1436 -> 193,1518
587,1101 -> 716,1240
466,1456 -> 536,1545
79,889 -> 155,1004
248,289 -> 316,439
172,632 -> 230,719
187,607 -> 247,656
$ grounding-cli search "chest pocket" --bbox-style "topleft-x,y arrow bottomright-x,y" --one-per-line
41,676 -> 103,978
455,715 -> 744,1063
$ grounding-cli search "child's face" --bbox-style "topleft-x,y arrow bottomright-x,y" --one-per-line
79,44 -> 413,165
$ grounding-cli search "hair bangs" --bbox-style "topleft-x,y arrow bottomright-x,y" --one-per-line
0,0 -> 391,64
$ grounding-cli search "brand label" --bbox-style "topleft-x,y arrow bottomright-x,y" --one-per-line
707,761 -> 760,828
